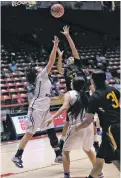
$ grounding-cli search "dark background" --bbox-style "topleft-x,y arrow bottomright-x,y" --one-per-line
1,6 -> 120,47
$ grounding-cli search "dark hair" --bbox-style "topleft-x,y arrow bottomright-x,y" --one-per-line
92,70 -> 106,88
25,66 -> 37,84
68,76 -> 88,120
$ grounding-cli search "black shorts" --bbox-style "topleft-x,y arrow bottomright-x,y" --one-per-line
97,123 -> 120,162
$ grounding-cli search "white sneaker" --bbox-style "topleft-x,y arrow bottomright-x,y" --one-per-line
55,155 -> 62,163
12,156 -> 23,168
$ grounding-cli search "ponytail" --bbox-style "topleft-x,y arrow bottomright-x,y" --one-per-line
68,76 -> 89,120
68,90 -> 88,120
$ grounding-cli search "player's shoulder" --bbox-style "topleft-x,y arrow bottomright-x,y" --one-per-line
89,91 -> 101,103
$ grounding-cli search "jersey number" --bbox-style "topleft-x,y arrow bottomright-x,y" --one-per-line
106,91 -> 119,108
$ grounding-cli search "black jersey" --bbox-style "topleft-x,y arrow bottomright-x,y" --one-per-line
64,58 -> 87,91
88,85 -> 120,131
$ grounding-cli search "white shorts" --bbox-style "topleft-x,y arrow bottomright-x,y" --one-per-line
25,108 -> 54,134
63,123 -> 94,152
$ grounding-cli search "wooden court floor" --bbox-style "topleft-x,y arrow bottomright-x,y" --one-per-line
1,135 -> 120,178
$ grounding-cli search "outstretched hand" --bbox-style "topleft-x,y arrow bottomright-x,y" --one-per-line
57,48 -> 64,58
44,118 -> 53,127
60,25 -> 70,36
53,36 -> 59,48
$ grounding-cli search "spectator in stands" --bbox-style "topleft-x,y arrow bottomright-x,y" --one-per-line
9,61 -> 17,72
111,71 -> 120,90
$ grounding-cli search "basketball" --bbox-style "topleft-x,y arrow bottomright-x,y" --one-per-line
51,4 -> 64,18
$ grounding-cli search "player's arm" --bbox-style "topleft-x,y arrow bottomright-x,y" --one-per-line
52,92 -> 70,119
57,47 -> 64,74
76,94 -> 98,131
46,36 -> 59,74
89,84 -> 95,93
61,25 -> 80,60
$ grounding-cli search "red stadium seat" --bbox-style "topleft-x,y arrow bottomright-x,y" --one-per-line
11,94 -> 18,104
8,88 -> 17,93
17,88 -> 25,92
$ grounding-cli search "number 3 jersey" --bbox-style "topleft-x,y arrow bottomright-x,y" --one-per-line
87,85 -> 120,130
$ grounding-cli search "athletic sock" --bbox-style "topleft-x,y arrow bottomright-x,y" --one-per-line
15,148 -> 24,158
54,147 -> 62,157
64,172 -> 70,178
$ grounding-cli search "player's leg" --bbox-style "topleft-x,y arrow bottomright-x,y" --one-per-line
93,122 -> 100,154
86,130 -> 120,178
62,151 -> 70,178
84,149 -> 96,166
86,158 -> 105,178
62,125 -> 76,178
83,123 -> 96,166
85,141 -> 105,178
12,109 -> 42,168
60,120 -> 69,151
83,124 -> 104,178
12,132 -> 33,168
110,123 -> 120,171
43,111 -> 62,163
47,128 -> 62,163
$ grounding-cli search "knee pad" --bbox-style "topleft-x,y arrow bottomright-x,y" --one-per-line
47,128 -> 59,148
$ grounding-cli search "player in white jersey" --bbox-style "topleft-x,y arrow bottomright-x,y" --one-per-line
45,76 -> 103,178
12,36 -> 62,168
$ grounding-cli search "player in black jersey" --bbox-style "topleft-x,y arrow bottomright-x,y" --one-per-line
76,70 -> 120,178
57,25 -> 99,153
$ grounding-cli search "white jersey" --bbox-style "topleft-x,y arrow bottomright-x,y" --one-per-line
29,67 -> 52,111
68,90 -> 86,125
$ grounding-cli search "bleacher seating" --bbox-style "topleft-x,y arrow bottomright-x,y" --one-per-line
1,43 -> 120,114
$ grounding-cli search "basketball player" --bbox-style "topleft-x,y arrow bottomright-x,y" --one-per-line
45,76 -> 104,178
12,36 -> 62,168
57,25 -> 99,153
76,70 -> 120,178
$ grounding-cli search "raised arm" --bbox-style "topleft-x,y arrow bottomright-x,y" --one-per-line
57,47 -> 64,74
61,25 -> 80,60
46,36 -> 59,74
45,92 -> 70,126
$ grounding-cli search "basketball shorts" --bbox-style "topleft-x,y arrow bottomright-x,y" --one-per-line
63,122 -> 94,152
97,123 -> 120,162
25,108 -> 54,134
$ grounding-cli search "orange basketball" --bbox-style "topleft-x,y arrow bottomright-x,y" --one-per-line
51,4 -> 64,18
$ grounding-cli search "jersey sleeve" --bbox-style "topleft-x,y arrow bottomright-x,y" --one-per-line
87,93 -> 99,114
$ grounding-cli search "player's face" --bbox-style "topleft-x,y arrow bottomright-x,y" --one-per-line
67,57 -> 74,66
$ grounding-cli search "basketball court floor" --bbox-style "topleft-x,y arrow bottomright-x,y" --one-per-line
1,134 -> 120,178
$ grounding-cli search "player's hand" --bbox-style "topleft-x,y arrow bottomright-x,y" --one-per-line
61,25 -> 70,36
53,36 -> 59,48
44,118 -> 53,127
57,48 -> 64,59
